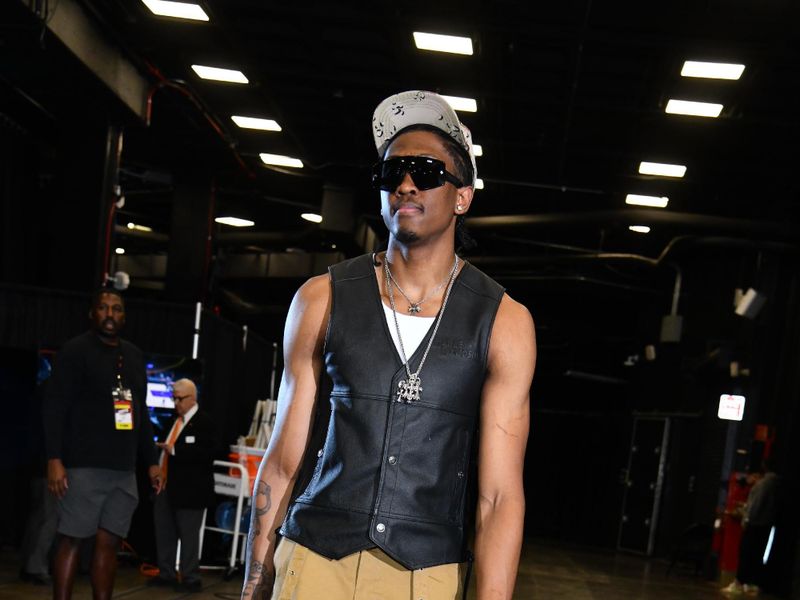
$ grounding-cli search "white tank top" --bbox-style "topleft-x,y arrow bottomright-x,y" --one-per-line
382,303 -> 434,357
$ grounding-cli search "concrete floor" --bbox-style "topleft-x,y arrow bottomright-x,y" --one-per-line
0,539 -> 749,599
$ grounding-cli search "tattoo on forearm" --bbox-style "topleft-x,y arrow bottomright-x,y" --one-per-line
255,480 -> 272,516
242,560 -> 274,599
242,481 -> 274,599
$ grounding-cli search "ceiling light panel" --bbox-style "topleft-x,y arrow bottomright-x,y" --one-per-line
191,65 -> 248,84
441,95 -> 478,113
629,225 -> 651,233
681,60 -> 745,80
665,99 -> 723,118
625,194 -> 669,208
215,216 -> 255,227
141,0 -> 209,21
412,32 -> 473,55
231,116 -> 282,131
260,153 -> 304,168
472,144 -> 483,157
638,162 -> 687,178
475,178 -> 484,190
301,213 -> 323,223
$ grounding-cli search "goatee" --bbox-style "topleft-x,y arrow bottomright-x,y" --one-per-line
395,228 -> 419,245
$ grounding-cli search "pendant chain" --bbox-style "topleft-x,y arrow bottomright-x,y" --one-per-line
385,256 -> 456,313
384,254 -> 460,402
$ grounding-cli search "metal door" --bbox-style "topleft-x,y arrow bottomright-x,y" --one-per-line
617,417 -> 670,555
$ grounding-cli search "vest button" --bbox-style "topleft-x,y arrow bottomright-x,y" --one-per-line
376,523 -> 386,533
388,456 -> 397,465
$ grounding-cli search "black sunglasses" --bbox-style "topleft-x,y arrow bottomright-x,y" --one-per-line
371,156 -> 464,192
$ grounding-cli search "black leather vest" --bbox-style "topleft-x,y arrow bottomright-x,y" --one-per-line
280,254 -> 504,569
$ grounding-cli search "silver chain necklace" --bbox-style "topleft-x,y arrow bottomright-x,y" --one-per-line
385,258 -> 456,313
384,255 -> 460,403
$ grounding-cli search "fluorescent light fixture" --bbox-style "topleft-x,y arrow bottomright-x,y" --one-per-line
681,60 -> 745,80
638,161 -> 687,178
625,194 -> 669,208
665,99 -> 723,118
718,394 -> 746,421
474,178 -> 484,190
259,153 -> 304,168
115,247 -> 125,255
412,32 -> 473,56
629,225 -> 651,234
141,0 -> 209,21
126,222 -> 153,232
191,65 -> 248,84
215,216 -> 255,227
441,95 -> 477,113
231,116 -> 282,131
472,144 -> 483,157
301,213 -> 323,223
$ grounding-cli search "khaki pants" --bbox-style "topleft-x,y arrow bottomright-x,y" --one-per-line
272,538 -> 464,600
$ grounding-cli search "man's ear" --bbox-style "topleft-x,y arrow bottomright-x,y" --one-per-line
454,186 -> 475,215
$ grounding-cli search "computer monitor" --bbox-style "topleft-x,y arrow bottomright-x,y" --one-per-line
144,354 -> 203,438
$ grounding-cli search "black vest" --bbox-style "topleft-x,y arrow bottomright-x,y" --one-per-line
280,254 -> 504,569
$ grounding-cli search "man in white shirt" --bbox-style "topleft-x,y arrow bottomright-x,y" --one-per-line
149,378 -> 217,593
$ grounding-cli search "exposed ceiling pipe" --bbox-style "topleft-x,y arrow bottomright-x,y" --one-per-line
466,210 -> 798,240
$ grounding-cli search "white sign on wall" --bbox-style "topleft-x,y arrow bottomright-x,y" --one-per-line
718,394 -> 746,421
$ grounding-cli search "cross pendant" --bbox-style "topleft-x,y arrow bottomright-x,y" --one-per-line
407,304 -> 421,314
396,374 -> 422,403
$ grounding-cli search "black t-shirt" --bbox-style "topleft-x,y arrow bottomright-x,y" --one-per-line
43,331 -> 158,470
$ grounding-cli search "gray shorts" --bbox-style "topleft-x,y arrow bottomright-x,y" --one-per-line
57,468 -> 138,539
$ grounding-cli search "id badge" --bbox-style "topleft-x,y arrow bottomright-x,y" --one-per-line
112,387 -> 134,430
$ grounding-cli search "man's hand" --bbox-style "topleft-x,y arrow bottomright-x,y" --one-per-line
148,465 -> 164,494
47,458 -> 68,498
241,560 -> 275,600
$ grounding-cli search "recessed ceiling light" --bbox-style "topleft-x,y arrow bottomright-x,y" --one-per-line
472,144 -> 483,157
259,153 -> 304,168
638,162 -> 687,178
625,194 -> 669,208
412,32 -> 473,56
441,95 -> 477,113
301,213 -> 323,223
231,116 -> 282,131
141,0 -> 209,21
681,60 -> 745,80
215,216 -> 255,227
474,178 -> 484,190
115,247 -> 126,255
191,65 -> 248,84
665,99 -> 723,118
126,222 -> 154,232
629,225 -> 651,234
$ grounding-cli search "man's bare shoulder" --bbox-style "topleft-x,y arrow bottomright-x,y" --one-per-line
295,272 -> 331,307
495,293 -> 535,335
488,293 -> 536,369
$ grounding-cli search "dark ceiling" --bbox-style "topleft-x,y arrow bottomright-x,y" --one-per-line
2,0 -> 798,320
9,0 -> 800,247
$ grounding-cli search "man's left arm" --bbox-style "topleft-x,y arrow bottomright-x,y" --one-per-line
474,295 -> 536,600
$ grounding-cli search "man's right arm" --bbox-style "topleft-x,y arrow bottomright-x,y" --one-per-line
241,274 -> 330,600
43,344 -> 81,498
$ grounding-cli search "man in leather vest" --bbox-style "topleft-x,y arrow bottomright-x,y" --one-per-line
242,90 -> 536,600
